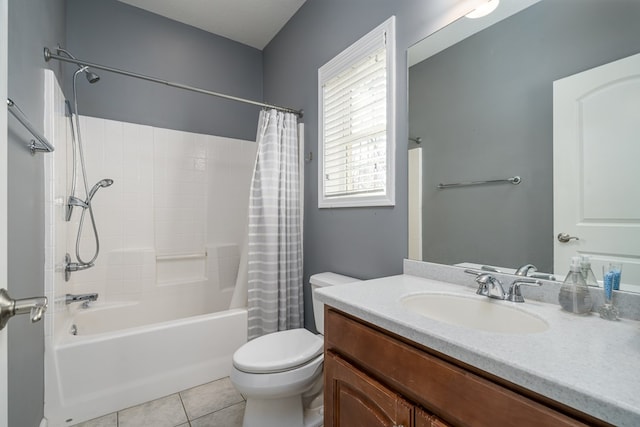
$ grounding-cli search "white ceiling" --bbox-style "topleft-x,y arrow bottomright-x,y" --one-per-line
118,0 -> 307,50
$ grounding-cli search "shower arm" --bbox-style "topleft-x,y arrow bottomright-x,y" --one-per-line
43,47 -> 304,118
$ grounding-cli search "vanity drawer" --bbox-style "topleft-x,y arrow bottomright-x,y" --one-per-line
325,308 -> 604,427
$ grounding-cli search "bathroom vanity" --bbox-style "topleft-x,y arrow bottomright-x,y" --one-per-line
316,270 -> 640,427
325,308 -> 602,426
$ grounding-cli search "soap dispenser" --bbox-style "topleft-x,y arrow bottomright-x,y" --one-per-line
579,255 -> 599,288
558,256 -> 593,315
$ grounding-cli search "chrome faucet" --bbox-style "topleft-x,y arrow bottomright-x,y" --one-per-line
529,272 -> 557,281
515,263 -> 556,281
473,273 -> 507,300
65,293 -> 98,308
65,253 -> 94,282
515,264 -> 537,276
466,270 -> 542,303
507,278 -> 543,303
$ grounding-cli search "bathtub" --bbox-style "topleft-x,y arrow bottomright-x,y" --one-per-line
44,305 -> 247,427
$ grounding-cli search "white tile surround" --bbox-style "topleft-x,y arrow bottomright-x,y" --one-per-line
43,70 -> 255,425
43,71 -> 257,338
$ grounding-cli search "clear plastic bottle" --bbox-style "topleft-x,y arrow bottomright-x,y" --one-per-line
579,255 -> 599,288
558,256 -> 593,315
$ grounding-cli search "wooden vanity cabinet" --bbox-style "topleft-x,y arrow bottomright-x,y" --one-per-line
325,350 -> 451,427
416,408 -> 451,427
325,351 -> 414,427
324,308 -> 609,427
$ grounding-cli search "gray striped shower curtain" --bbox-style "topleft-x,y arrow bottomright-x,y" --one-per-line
247,109 -> 303,340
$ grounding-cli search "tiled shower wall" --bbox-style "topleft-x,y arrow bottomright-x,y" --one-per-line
44,71 -> 257,337
70,115 -> 257,294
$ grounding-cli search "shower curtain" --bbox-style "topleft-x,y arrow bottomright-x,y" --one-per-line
247,109 -> 303,340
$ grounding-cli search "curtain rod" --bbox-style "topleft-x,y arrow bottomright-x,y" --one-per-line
43,47 -> 303,118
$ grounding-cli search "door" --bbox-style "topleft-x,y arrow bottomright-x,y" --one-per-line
553,52 -> 640,290
1,0 -> 9,425
325,351 -> 414,427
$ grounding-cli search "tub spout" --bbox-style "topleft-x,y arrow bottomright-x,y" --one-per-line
65,293 -> 98,308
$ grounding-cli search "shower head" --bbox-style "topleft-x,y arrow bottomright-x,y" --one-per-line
74,65 -> 101,84
88,178 -> 114,201
58,46 -> 101,83
85,71 -> 100,84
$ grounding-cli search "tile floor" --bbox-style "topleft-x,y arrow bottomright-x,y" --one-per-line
71,377 -> 245,427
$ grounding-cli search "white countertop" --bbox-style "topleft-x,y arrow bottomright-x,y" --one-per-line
315,274 -> 640,427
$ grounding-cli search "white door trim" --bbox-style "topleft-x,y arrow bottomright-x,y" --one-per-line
1,0 -> 10,425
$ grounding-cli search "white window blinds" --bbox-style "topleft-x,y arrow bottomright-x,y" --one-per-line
318,17 -> 395,208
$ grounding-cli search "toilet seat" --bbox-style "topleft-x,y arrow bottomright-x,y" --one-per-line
233,328 -> 323,374
231,353 -> 324,400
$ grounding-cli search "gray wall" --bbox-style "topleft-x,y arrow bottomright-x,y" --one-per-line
6,2 -> 264,424
65,0 -> 264,141
262,0 -> 480,330
409,0 -> 640,273
7,0 -> 66,426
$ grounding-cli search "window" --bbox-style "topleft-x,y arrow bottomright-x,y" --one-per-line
318,16 -> 396,208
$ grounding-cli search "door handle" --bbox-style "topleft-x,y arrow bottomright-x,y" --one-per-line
0,288 -> 48,331
557,233 -> 580,243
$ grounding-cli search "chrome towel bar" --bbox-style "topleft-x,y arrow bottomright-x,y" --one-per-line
7,98 -> 55,154
438,176 -> 521,189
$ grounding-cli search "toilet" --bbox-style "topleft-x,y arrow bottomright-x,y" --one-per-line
231,272 -> 360,427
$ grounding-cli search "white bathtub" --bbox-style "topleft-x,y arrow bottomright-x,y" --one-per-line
44,305 -> 247,427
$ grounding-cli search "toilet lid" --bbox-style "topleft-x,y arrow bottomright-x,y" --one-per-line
233,328 -> 324,374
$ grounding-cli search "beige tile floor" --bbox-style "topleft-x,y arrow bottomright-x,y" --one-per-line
71,377 -> 245,427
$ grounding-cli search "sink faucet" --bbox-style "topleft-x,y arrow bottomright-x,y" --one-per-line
465,270 -> 542,303
507,278 -> 543,303
515,264 -> 556,281
65,293 -> 98,308
473,273 -> 507,300
515,264 -> 537,276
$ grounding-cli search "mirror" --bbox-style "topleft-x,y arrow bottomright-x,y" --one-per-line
408,0 -> 640,291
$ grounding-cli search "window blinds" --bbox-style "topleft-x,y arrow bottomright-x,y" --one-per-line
322,46 -> 387,198
318,16 -> 395,208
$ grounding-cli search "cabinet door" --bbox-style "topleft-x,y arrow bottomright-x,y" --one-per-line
415,408 -> 452,427
325,351 -> 413,427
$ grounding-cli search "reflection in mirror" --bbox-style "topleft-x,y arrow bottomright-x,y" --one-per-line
407,0 -> 640,292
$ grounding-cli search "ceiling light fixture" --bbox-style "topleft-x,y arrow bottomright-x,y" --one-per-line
465,0 -> 500,19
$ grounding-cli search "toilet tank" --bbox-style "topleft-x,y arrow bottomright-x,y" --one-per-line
310,272 -> 360,335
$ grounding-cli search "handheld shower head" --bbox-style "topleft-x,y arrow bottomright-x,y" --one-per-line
88,178 -> 114,201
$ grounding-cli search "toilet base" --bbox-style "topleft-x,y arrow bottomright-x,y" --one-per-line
242,395 -> 323,427
303,404 -> 323,427
243,395 -> 303,427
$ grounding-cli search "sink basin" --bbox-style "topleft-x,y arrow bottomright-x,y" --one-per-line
400,293 -> 549,334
